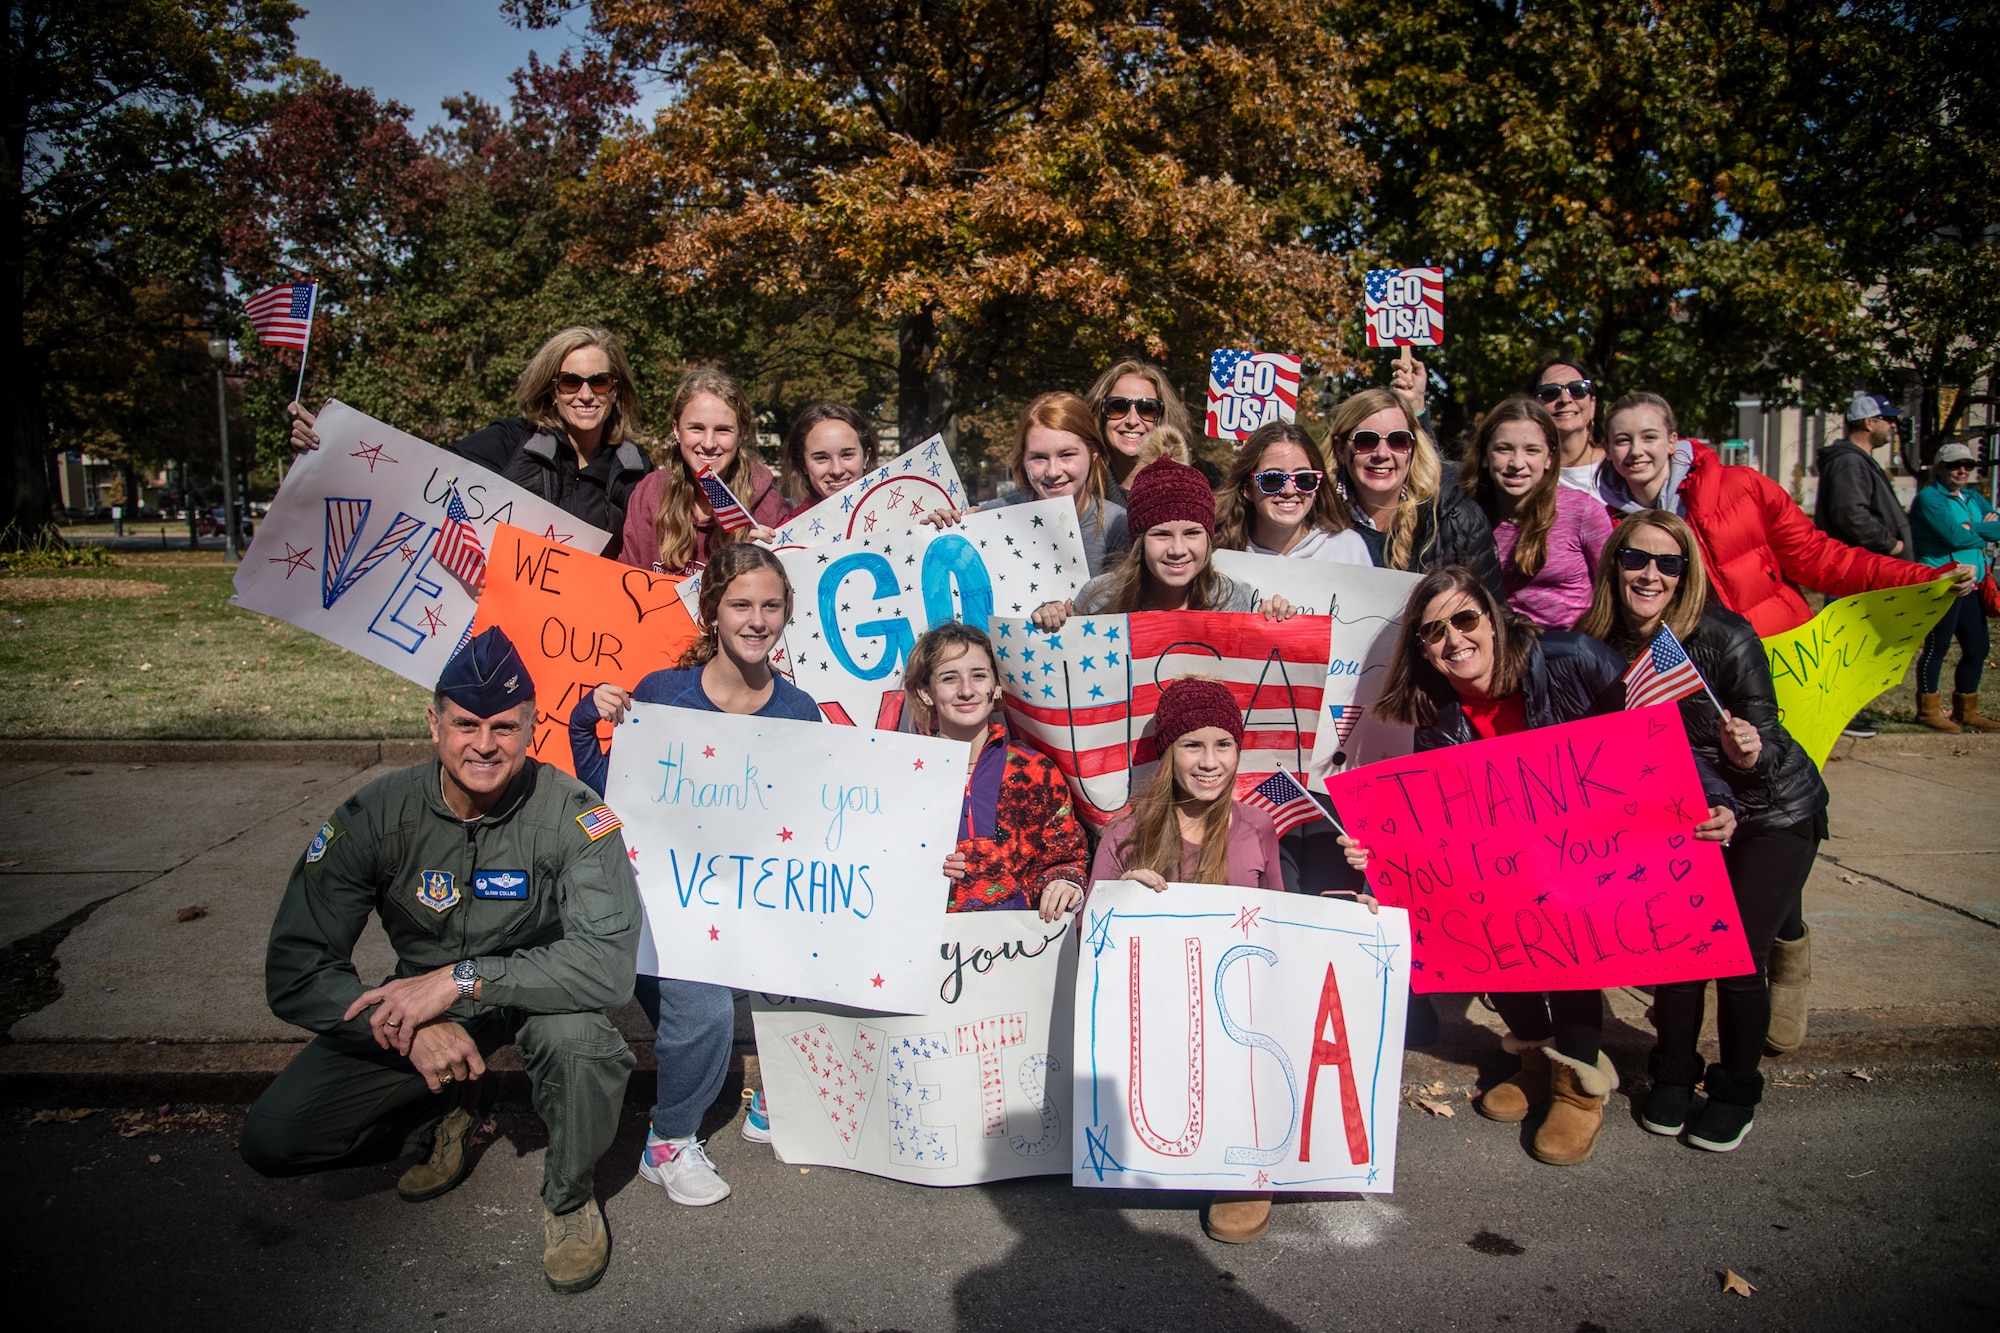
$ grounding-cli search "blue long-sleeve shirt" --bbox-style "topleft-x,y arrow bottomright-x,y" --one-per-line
568,665 -> 823,796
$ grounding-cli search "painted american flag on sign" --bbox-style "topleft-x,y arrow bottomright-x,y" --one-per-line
1364,267 -> 1445,348
1205,349 -> 1302,441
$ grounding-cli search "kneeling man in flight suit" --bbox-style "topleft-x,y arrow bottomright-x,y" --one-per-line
241,627 -> 640,1294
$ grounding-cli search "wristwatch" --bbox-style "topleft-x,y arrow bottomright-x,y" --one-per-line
452,959 -> 479,999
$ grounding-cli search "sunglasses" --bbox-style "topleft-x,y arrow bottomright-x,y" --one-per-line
1535,379 -> 1594,403
1253,469 -> 1323,495
1102,396 -> 1165,423
1617,547 -> 1687,577
1944,460 -> 1978,471
1417,607 -> 1486,644
555,372 -> 618,394
1347,429 -> 1415,454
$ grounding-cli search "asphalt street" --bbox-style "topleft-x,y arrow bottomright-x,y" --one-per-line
5,1063 -> 1995,1331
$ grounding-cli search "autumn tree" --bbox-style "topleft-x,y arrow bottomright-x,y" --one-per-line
528,0 -> 1373,459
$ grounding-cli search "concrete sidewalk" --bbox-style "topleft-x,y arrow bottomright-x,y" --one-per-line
1,732 -> 1995,1105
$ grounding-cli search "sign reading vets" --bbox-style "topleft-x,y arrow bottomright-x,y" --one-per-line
1764,576 -> 1957,767
1364,267 -> 1446,348
1206,350 -> 1303,441
1073,879 -> 1410,1193
1210,550 -> 1422,782
772,498 -> 1089,729
750,911 -> 1076,1186
468,524 -> 700,773
233,400 -> 608,688
602,703 -> 962,1014
995,610 -> 1332,828
1324,705 -> 1751,994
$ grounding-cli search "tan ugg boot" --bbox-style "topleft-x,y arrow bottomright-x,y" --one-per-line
1916,692 -> 1961,732
1203,1192 -> 1272,1243
1765,926 -> 1812,1055
1476,1035 -> 1552,1123
1952,693 -> 2000,733
1531,1050 -> 1618,1165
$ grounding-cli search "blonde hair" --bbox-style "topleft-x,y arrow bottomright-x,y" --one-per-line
1086,360 -> 1195,437
1328,387 -> 1439,571
651,367 -> 760,573
677,543 -> 795,667
1012,392 -> 1110,529
1574,510 -> 1708,652
514,327 -> 640,446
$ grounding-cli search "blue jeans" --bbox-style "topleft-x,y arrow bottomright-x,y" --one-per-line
632,975 -> 735,1140
1916,592 -> 1990,696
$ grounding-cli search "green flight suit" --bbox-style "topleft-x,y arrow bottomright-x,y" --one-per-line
242,757 -> 641,1214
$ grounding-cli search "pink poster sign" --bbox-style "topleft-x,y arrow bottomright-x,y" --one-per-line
1323,705 -> 1752,994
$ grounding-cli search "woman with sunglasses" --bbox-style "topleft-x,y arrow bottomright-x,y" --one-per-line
284,326 -> 654,558
1531,358 -> 1606,494
1340,566 -> 1739,1165
1327,388 -> 1504,595
1597,392 -> 1972,637
1576,512 -> 1828,1151
1086,360 -> 1202,501
776,402 -> 879,509
1461,396 -> 1613,628
1909,443 -> 2000,732
619,368 -> 788,574
1215,420 -> 1371,563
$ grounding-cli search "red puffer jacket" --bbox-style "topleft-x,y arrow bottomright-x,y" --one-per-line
1674,442 -> 1935,636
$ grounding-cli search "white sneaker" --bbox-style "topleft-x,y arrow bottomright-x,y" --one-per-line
638,1134 -> 732,1206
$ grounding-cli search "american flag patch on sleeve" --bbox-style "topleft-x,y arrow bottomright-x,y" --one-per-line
576,805 -> 623,840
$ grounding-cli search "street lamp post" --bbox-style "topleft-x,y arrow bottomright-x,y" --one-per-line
208,333 -> 240,562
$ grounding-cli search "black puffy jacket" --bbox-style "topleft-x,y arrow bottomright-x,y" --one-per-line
449,417 -> 652,559
1413,631 -> 1738,813
1351,460 -> 1506,597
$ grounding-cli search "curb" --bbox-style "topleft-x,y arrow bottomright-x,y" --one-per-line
0,739 -> 434,766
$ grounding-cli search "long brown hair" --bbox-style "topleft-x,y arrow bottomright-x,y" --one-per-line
902,621 -> 1000,736
1574,511 -> 1708,655
1327,387 -> 1440,571
677,542 -> 794,667
651,367 -> 761,573
1374,566 -> 1538,727
1215,420 -> 1353,551
515,326 -> 641,447
777,401 -> 879,506
1012,392 -> 1111,529
1462,396 -> 1561,577
1116,682 -> 1238,885
1094,529 -> 1229,612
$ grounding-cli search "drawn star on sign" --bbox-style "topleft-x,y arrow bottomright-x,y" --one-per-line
269,544 -> 315,578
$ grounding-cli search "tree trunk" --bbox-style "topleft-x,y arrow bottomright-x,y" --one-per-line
0,107 -> 52,543
897,306 -> 957,457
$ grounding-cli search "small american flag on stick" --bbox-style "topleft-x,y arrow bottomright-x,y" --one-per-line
697,465 -> 755,533
432,487 -> 487,594
1622,624 -> 1709,710
1242,768 -> 1326,837
243,282 -> 317,350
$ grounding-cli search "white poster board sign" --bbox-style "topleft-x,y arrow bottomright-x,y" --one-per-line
751,911 -> 1076,1185
1073,879 -> 1409,1193
233,400 -> 609,687
773,498 -> 1089,729
1211,549 -> 1420,781
603,704 -> 962,1014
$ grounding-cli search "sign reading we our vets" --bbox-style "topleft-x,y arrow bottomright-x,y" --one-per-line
233,400 -> 609,688
751,911 -> 1076,1186
1364,267 -> 1445,348
1073,880 -> 1410,1194
603,703 -> 962,1014
468,524 -> 700,773
773,498 -> 1089,729
1205,349 -> 1303,442
1764,576 -> 1957,767
1324,705 -> 1751,994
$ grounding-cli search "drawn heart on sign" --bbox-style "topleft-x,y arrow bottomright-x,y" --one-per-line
1468,891 -> 1485,904
1623,802 -> 1640,816
1377,872 -> 1392,889
622,570 -> 682,622
1381,817 -> 1397,835
1414,908 -> 1431,923
1669,834 -> 1687,848
1669,859 -> 1693,881
1688,894 -> 1704,909
1647,718 -> 1667,738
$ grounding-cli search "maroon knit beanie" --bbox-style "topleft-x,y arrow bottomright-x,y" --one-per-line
1153,678 -> 1244,749
1125,456 -> 1216,536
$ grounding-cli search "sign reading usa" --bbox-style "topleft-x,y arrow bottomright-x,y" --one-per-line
1364,267 -> 1445,348
1205,349 -> 1302,441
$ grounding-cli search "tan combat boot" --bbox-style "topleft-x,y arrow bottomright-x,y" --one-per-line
1764,925 -> 1812,1054
1476,1036 -> 1552,1123
544,1197 -> 611,1294
1203,1192 -> 1272,1244
1915,692 -> 1961,732
1953,694 -> 2000,733
1530,1050 -> 1618,1165
396,1084 -> 492,1202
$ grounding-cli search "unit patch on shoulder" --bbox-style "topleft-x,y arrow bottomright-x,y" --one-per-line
416,870 -> 459,913
576,805 -> 623,841
305,820 -> 340,864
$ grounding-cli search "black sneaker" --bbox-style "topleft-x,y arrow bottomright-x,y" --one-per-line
1841,712 -> 1878,739
1641,1082 -> 1694,1136
1686,1098 -> 1755,1152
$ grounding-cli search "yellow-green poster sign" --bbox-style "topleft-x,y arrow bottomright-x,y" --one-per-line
1764,578 -> 1957,766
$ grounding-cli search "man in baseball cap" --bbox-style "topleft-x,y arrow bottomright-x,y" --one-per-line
1816,392 -> 1915,737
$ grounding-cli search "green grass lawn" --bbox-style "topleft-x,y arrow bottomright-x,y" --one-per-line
0,553 -> 428,739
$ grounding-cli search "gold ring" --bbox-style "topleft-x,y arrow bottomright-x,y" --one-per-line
386,1019 -> 401,1028
440,1073 -> 453,1084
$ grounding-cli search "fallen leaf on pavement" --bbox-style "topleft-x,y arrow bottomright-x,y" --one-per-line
1722,1270 -> 1756,1298
0,859 -> 20,868
175,906 -> 208,923
1849,1069 -> 1873,1081
1838,873 -> 1865,885
25,1108 -> 98,1125
147,1154 -> 161,1164
1414,1098 -> 1456,1118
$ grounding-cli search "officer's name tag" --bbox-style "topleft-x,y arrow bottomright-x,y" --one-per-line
473,869 -> 530,900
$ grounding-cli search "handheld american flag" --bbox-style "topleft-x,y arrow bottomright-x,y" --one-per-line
244,282 -> 317,350
1242,768 -> 1326,836
697,466 -> 755,533
1622,624 -> 1709,710
431,487 -> 487,594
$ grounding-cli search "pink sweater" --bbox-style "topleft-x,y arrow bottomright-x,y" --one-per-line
618,455 -> 791,573
1492,485 -> 1615,629
1089,802 -> 1283,890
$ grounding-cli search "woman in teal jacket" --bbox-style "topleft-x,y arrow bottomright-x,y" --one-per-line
1909,444 -> 2000,731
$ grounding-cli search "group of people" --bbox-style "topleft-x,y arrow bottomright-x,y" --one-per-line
257,327 -> 1992,1284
